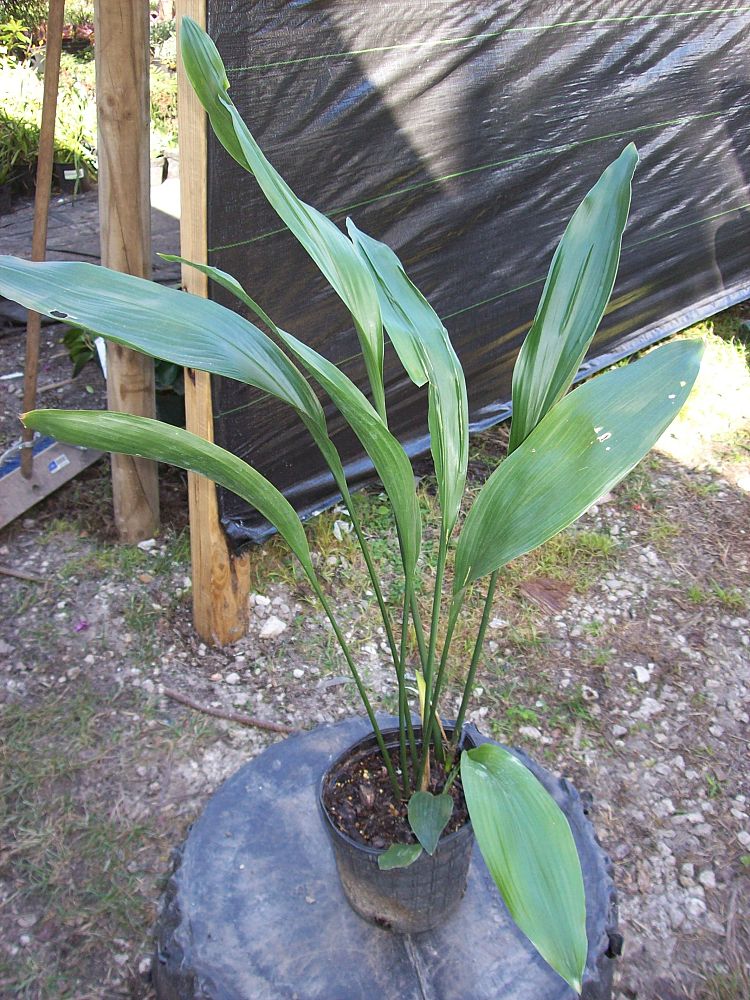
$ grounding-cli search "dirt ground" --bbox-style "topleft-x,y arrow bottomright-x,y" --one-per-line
0,305 -> 749,999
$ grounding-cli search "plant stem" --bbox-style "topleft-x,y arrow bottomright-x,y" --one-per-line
442,759 -> 461,793
451,570 -> 499,748
338,483 -> 400,670
424,532 -> 448,702
419,531 -> 450,788
397,600 -> 415,792
315,585 -> 402,800
410,593 -> 428,669
419,601 -> 460,784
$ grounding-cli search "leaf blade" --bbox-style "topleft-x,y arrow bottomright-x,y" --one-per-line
22,410 -> 315,577
347,221 -> 468,536
509,144 -> 638,452
278,328 -> 422,580
407,791 -> 454,856
377,843 -> 422,871
455,339 -> 703,591
179,16 -> 386,419
166,254 -> 421,579
461,744 -> 587,992
0,256 -> 323,428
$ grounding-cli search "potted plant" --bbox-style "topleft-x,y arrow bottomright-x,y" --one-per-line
0,18 -> 702,994
52,80 -> 97,193
0,108 -> 30,209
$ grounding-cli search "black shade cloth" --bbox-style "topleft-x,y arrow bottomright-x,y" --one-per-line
204,1 -> 750,546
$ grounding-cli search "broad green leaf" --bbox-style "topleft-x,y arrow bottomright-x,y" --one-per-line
407,791 -> 454,855
454,339 -> 702,592
377,843 -> 422,871
461,744 -> 586,992
167,254 -> 421,580
0,257 -> 323,430
22,410 -> 315,578
508,144 -> 638,453
347,221 -> 468,536
277,329 -> 421,580
180,16 -> 386,421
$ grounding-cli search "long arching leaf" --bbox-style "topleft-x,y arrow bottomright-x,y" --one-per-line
22,410 -> 315,578
455,339 -> 703,592
179,16 -> 386,422
347,221 -> 468,537
165,254 -> 421,579
0,256 -> 323,429
508,144 -> 638,453
461,744 -> 587,992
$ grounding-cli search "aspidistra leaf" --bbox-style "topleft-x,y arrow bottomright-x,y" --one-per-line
455,339 -> 703,592
167,254 -> 421,581
461,744 -> 587,992
407,791 -> 454,855
0,256 -> 324,430
22,410 -> 316,579
347,220 -> 468,536
377,843 -> 422,871
277,329 -> 421,581
179,16 -> 386,421
508,144 -> 638,453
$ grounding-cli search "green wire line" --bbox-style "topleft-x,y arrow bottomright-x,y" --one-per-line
225,7 -> 750,74
207,105 -> 746,253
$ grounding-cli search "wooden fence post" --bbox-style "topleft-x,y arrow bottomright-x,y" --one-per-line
176,0 -> 251,644
94,0 -> 160,542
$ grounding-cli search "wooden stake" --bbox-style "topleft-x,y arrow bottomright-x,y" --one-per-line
20,0 -> 66,478
94,0 -> 159,542
176,0 -> 250,644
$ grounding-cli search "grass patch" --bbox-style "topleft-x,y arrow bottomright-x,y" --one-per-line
0,685 -> 217,998
505,528 -> 618,594
686,581 -> 747,612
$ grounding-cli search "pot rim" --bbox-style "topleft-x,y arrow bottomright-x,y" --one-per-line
318,723 -> 474,858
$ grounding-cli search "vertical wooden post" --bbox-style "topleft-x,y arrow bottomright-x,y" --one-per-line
176,0 -> 250,644
94,0 -> 160,542
21,0 -> 65,478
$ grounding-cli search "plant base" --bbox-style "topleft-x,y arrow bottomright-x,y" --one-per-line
153,717 -> 620,1000
319,726 -> 475,933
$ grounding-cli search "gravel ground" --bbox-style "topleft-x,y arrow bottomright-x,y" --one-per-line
0,315 -> 748,999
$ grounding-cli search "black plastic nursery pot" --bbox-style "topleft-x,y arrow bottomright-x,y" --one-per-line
319,725 -> 476,934
52,161 -> 89,194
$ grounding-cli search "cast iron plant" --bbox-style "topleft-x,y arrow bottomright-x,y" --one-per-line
0,18 -> 703,993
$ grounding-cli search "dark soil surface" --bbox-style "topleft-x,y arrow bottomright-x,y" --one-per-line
322,740 -> 469,849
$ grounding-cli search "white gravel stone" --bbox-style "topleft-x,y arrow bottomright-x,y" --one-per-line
685,897 -> 707,918
225,672 -> 241,685
519,725 -> 544,741
634,663 -> 653,684
737,830 -> 750,848
637,697 -> 664,719
259,615 -> 287,639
